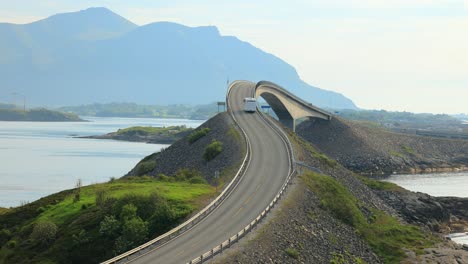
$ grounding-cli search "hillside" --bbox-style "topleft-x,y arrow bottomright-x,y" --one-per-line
1,112 -> 467,263
0,108 -> 83,122
0,113 -> 244,264
296,117 -> 468,174
0,8 -> 356,110
126,112 -> 244,183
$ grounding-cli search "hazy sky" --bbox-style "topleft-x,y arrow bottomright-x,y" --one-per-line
1,0 -> 467,114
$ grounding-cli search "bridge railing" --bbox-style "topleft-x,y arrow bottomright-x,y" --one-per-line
187,89 -> 297,264
256,80 -> 332,120
101,81 -> 252,264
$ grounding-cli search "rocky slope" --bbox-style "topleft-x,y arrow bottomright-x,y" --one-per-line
126,112 -> 244,183
296,117 -> 468,174
215,118 -> 468,264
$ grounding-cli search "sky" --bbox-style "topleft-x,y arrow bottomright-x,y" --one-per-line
1,0 -> 467,114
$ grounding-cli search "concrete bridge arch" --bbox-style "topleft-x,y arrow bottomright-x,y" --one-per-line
255,81 -> 332,131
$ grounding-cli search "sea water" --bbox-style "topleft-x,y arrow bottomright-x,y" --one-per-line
0,117 -> 204,207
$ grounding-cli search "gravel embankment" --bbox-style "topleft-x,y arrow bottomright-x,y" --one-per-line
213,178 -> 382,264
126,112 -> 243,182
296,117 -> 468,174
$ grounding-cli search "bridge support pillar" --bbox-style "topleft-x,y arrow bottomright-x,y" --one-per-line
279,118 -> 296,132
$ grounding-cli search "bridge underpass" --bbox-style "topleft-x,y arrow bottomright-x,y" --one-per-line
255,81 -> 332,131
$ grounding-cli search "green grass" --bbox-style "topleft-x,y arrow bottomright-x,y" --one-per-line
188,128 -> 210,144
116,125 -> 191,136
401,145 -> 416,155
285,247 -> 299,259
0,177 -> 216,263
389,151 -> 405,158
227,126 -> 241,142
295,134 -> 338,168
36,177 -> 214,225
356,174 -> 404,192
303,172 -> 438,263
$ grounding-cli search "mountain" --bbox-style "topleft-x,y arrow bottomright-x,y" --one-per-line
0,7 -> 357,109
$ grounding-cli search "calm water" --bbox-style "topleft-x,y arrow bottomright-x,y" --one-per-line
0,117 -> 204,207
385,172 -> 468,198
385,171 -> 468,245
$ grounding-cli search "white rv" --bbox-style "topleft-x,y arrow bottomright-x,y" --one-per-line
243,97 -> 257,112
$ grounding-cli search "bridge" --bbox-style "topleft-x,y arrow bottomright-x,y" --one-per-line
255,81 -> 332,131
102,80 -> 331,264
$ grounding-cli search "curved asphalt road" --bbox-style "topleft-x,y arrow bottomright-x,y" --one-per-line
131,81 -> 291,264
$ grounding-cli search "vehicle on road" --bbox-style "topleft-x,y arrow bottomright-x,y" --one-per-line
243,97 -> 257,112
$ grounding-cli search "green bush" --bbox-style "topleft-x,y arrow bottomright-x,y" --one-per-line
189,176 -> 208,184
30,221 -> 58,245
99,215 -> 121,238
6,239 -> 17,248
135,160 -> 156,175
285,247 -> 299,259
203,140 -> 223,161
188,128 -> 210,144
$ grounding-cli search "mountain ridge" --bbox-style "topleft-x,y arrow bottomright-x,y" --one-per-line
0,7 -> 357,109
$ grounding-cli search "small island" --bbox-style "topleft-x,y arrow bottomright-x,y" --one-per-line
0,108 -> 83,122
82,125 -> 193,144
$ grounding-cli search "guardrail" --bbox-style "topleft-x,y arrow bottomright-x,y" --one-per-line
187,83 -> 297,264
101,81 -> 252,264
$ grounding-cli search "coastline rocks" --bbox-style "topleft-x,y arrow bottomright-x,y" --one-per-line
375,188 -> 468,233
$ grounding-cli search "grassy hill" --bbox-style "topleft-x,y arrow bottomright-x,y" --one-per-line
0,176 -> 215,263
0,108 -> 83,122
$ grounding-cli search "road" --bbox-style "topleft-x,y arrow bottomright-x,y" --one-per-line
131,80 -> 291,264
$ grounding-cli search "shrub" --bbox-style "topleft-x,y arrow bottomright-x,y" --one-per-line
99,215 -> 121,238
6,239 -> 17,248
189,176 -> 207,184
30,221 -> 58,245
175,169 -> 201,181
188,128 -> 210,144
135,160 -> 156,176
285,247 -> 299,259
36,206 -> 46,213
203,140 -> 223,161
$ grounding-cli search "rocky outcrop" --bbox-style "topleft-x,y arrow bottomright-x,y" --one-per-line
296,117 -> 468,174
374,188 -> 468,235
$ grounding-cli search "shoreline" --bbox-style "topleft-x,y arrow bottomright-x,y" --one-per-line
362,165 -> 468,178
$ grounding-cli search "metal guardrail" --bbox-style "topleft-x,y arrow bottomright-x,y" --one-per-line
256,80 -> 332,120
101,81 -> 252,264
187,82 -> 297,264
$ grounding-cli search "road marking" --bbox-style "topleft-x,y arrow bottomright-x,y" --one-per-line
233,206 -> 243,217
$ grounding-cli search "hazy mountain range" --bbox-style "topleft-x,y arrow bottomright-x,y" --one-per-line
0,7 -> 357,109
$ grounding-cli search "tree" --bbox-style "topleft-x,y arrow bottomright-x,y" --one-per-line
120,204 -> 138,222
99,215 -> 121,238
30,221 -> 58,245
74,178 -> 82,203
122,217 -> 148,246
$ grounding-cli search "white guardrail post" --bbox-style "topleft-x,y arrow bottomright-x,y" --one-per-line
187,82 -> 298,264
101,81 -> 252,264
